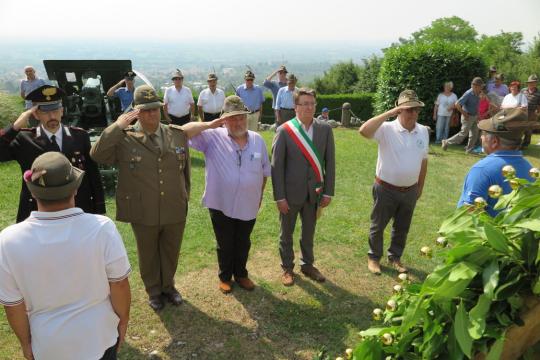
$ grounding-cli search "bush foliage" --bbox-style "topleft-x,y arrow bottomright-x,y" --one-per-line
375,41 -> 486,127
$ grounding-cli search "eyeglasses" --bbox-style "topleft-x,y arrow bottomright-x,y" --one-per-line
297,102 -> 317,107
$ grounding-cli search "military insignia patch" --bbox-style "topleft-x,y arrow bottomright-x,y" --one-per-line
42,87 -> 57,101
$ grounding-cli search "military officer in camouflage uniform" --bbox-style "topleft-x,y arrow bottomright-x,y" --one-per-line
0,85 -> 105,222
91,85 -> 224,310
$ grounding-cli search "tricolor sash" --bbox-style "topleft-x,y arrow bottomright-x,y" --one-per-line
283,118 -> 325,199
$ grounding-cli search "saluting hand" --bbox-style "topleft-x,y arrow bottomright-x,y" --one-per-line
13,106 -> 38,131
209,117 -> 226,129
115,109 -> 140,130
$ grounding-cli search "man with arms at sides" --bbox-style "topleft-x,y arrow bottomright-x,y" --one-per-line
274,73 -> 299,127
197,73 -> 225,122
521,75 -> 540,147
190,96 -> 271,294
236,70 -> 265,131
20,65 -> 47,126
458,109 -> 536,216
0,85 -> 105,223
272,88 -> 335,286
359,90 -> 429,275
163,69 -> 195,126
107,71 -> 137,112
0,152 -> 131,360
91,85 -> 220,311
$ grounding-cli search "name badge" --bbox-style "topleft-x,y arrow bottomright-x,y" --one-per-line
251,152 -> 261,160
175,146 -> 185,154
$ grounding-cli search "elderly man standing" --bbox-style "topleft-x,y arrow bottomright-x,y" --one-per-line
20,66 -> 47,126
521,75 -> 540,148
272,88 -> 335,286
0,152 -> 131,360
190,96 -> 270,294
106,71 -> 137,112
0,85 -> 105,223
164,69 -> 195,126
91,85 -> 211,311
274,73 -> 299,126
263,65 -> 288,109
458,109 -> 536,216
442,77 -> 484,153
236,70 -> 265,131
197,73 -> 225,122
359,90 -> 429,275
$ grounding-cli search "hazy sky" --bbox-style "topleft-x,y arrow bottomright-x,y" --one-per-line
1,0 -> 539,45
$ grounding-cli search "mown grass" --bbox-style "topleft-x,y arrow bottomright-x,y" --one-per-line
0,117 -> 539,359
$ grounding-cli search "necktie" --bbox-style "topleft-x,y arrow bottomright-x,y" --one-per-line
149,133 -> 161,153
50,135 -> 61,151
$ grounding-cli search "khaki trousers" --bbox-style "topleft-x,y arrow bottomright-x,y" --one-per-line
247,112 -> 260,131
131,222 -> 186,296
446,115 -> 479,152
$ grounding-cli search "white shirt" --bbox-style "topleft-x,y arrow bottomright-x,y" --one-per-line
435,92 -> 458,117
197,87 -> 225,114
373,119 -> 429,187
0,208 -> 131,360
40,125 -> 64,150
163,86 -> 194,117
501,92 -> 528,109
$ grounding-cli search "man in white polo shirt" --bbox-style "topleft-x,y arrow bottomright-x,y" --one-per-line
164,69 -> 195,125
197,73 -> 225,122
359,90 -> 429,275
0,152 -> 131,360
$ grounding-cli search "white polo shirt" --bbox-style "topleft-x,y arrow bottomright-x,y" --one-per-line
197,87 -> 225,114
164,85 -> 194,117
373,119 -> 429,187
0,208 -> 131,360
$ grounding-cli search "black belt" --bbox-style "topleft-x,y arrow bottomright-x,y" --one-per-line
375,177 -> 417,192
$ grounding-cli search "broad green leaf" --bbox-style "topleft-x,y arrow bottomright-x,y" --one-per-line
448,262 -> 479,282
353,337 -> 383,360
520,231 -> 539,266
494,274 -> 525,300
439,207 -> 474,235
532,275 -> 540,295
358,327 -> 386,337
448,323 -> 465,360
514,219 -> 540,232
485,333 -> 506,360
454,302 -> 473,358
468,294 -> 491,339
482,261 -> 500,296
400,296 -> 425,332
482,223 -> 509,253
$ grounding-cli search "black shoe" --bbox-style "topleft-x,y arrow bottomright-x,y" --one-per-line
148,295 -> 164,311
163,290 -> 183,306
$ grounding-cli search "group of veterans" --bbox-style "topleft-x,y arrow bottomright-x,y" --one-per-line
0,65 -> 538,360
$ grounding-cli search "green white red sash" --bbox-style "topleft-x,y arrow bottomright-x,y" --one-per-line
283,118 -> 325,196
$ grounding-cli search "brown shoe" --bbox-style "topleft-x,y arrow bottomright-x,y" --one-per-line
219,281 -> 233,294
389,259 -> 408,273
301,265 -> 326,282
282,270 -> 295,286
368,258 -> 382,275
235,277 -> 255,291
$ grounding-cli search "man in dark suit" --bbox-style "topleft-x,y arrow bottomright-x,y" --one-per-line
0,85 -> 105,222
271,88 -> 335,286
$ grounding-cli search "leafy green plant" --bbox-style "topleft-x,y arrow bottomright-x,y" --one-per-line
352,167 -> 540,359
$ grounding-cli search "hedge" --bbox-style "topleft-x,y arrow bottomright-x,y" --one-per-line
376,41 -> 487,127
259,92 -> 376,125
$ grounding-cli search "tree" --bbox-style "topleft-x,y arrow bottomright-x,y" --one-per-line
354,55 -> 382,93
312,61 -> 360,94
408,16 -> 478,43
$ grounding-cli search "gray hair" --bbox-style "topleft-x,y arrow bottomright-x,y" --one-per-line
484,132 -> 522,149
444,81 -> 454,89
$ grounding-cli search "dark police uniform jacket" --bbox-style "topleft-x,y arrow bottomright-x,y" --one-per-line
90,122 -> 190,226
0,125 -> 106,222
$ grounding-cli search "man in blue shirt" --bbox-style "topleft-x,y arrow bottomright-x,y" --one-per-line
263,65 -> 288,108
236,71 -> 265,131
458,108 -> 537,216
274,73 -> 298,126
442,77 -> 483,153
106,71 -> 136,111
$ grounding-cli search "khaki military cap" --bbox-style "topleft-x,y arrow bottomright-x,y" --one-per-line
220,96 -> 250,119
395,89 -> 425,108
478,108 -> 540,139
207,73 -> 218,81
244,70 -> 255,80
286,73 -> 298,82
133,85 -> 162,110
24,152 -> 84,200
527,74 -> 538,83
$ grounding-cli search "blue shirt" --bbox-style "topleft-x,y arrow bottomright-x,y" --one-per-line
457,89 -> 480,116
263,79 -> 287,107
457,150 -> 533,216
236,84 -> 264,112
274,87 -> 297,110
114,87 -> 134,111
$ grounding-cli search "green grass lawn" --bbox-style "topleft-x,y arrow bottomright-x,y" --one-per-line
0,128 -> 539,360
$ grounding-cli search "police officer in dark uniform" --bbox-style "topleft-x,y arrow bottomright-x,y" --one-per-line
0,85 -> 105,222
